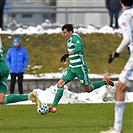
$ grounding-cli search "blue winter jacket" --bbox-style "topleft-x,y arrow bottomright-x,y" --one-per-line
6,43 -> 28,73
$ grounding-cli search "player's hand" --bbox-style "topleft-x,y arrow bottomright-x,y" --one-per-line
108,52 -> 119,63
60,53 -> 69,62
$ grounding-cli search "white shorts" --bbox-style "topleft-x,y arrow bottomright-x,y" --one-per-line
119,77 -> 133,90
119,55 -> 133,89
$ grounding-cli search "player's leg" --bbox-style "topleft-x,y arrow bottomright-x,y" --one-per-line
49,67 -> 75,113
2,94 -> 29,104
0,80 -> 6,104
101,62 -> 132,133
51,79 -> 65,107
0,70 -> 39,105
2,86 -> 41,105
49,79 -> 65,113
113,79 -> 129,132
88,76 -> 114,91
76,65 -> 114,92
113,56 -> 133,133
100,79 -> 129,133
0,64 -> 9,104
83,79 -> 107,92
10,73 -> 16,94
0,93 -> 5,104
0,62 -> 7,103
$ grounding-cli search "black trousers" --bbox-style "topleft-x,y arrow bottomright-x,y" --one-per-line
10,73 -> 24,94
0,4 -> 5,29
109,10 -> 120,29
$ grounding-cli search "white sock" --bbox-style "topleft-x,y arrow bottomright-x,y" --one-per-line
114,101 -> 125,131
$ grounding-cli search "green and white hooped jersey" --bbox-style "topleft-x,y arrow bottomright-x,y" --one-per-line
0,47 -> 5,61
0,37 -> 5,60
67,33 -> 86,68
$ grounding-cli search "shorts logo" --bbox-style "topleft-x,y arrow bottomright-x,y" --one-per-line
64,71 -> 68,76
77,40 -> 80,43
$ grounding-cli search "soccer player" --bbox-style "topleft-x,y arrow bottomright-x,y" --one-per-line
0,35 -> 40,106
100,0 -> 133,133
46,24 -> 114,113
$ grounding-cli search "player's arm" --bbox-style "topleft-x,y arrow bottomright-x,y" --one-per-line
66,36 -> 82,55
72,36 -> 82,54
116,29 -> 131,54
61,36 -> 82,62
108,20 -> 132,63
60,51 -> 75,63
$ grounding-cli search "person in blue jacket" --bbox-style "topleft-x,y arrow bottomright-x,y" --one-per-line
6,38 -> 28,94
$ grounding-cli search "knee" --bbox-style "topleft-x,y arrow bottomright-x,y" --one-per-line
116,87 -> 127,94
83,86 -> 92,93
57,80 -> 65,88
0,99 -> 3,104
117,82 -> 128,93
0,93 -> 5,104
57,81 -> 64,88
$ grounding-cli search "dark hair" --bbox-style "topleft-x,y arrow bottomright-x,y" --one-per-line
62,24 -> 74,32
121,0 -> 133,6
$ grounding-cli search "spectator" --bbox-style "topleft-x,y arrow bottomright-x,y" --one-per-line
105,0 -> 122,29
0,0 -> 5,29
6,38 -> 29,94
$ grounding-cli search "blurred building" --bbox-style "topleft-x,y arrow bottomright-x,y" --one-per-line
56,0 -> 109,27
4,0 -> 56,26
4,0 -> 109,27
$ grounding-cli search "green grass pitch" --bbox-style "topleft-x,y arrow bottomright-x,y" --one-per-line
0,103 -> 132,133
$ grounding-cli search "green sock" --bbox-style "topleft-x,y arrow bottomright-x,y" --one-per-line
52,87 -> 64,107
2,94 -> 29,104
90,81 -> 106,91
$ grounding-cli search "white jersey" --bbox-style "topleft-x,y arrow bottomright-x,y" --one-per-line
118,7 -> 133,82
116,7 -> 133,54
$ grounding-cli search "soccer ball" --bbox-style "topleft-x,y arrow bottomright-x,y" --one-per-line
36,103 -> 49,115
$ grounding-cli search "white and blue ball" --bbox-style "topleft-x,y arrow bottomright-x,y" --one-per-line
37,103 -> 49,115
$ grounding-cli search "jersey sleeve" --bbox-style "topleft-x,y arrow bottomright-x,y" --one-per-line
72,35 -> 83,54
116,11 -> 132,53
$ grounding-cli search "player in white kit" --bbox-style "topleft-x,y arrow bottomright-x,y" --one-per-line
100,0 -> 133,133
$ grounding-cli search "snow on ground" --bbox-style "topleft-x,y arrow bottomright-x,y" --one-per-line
1,20 -> 122,35
9,84 -> 133,105
9,79 -> 133,105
